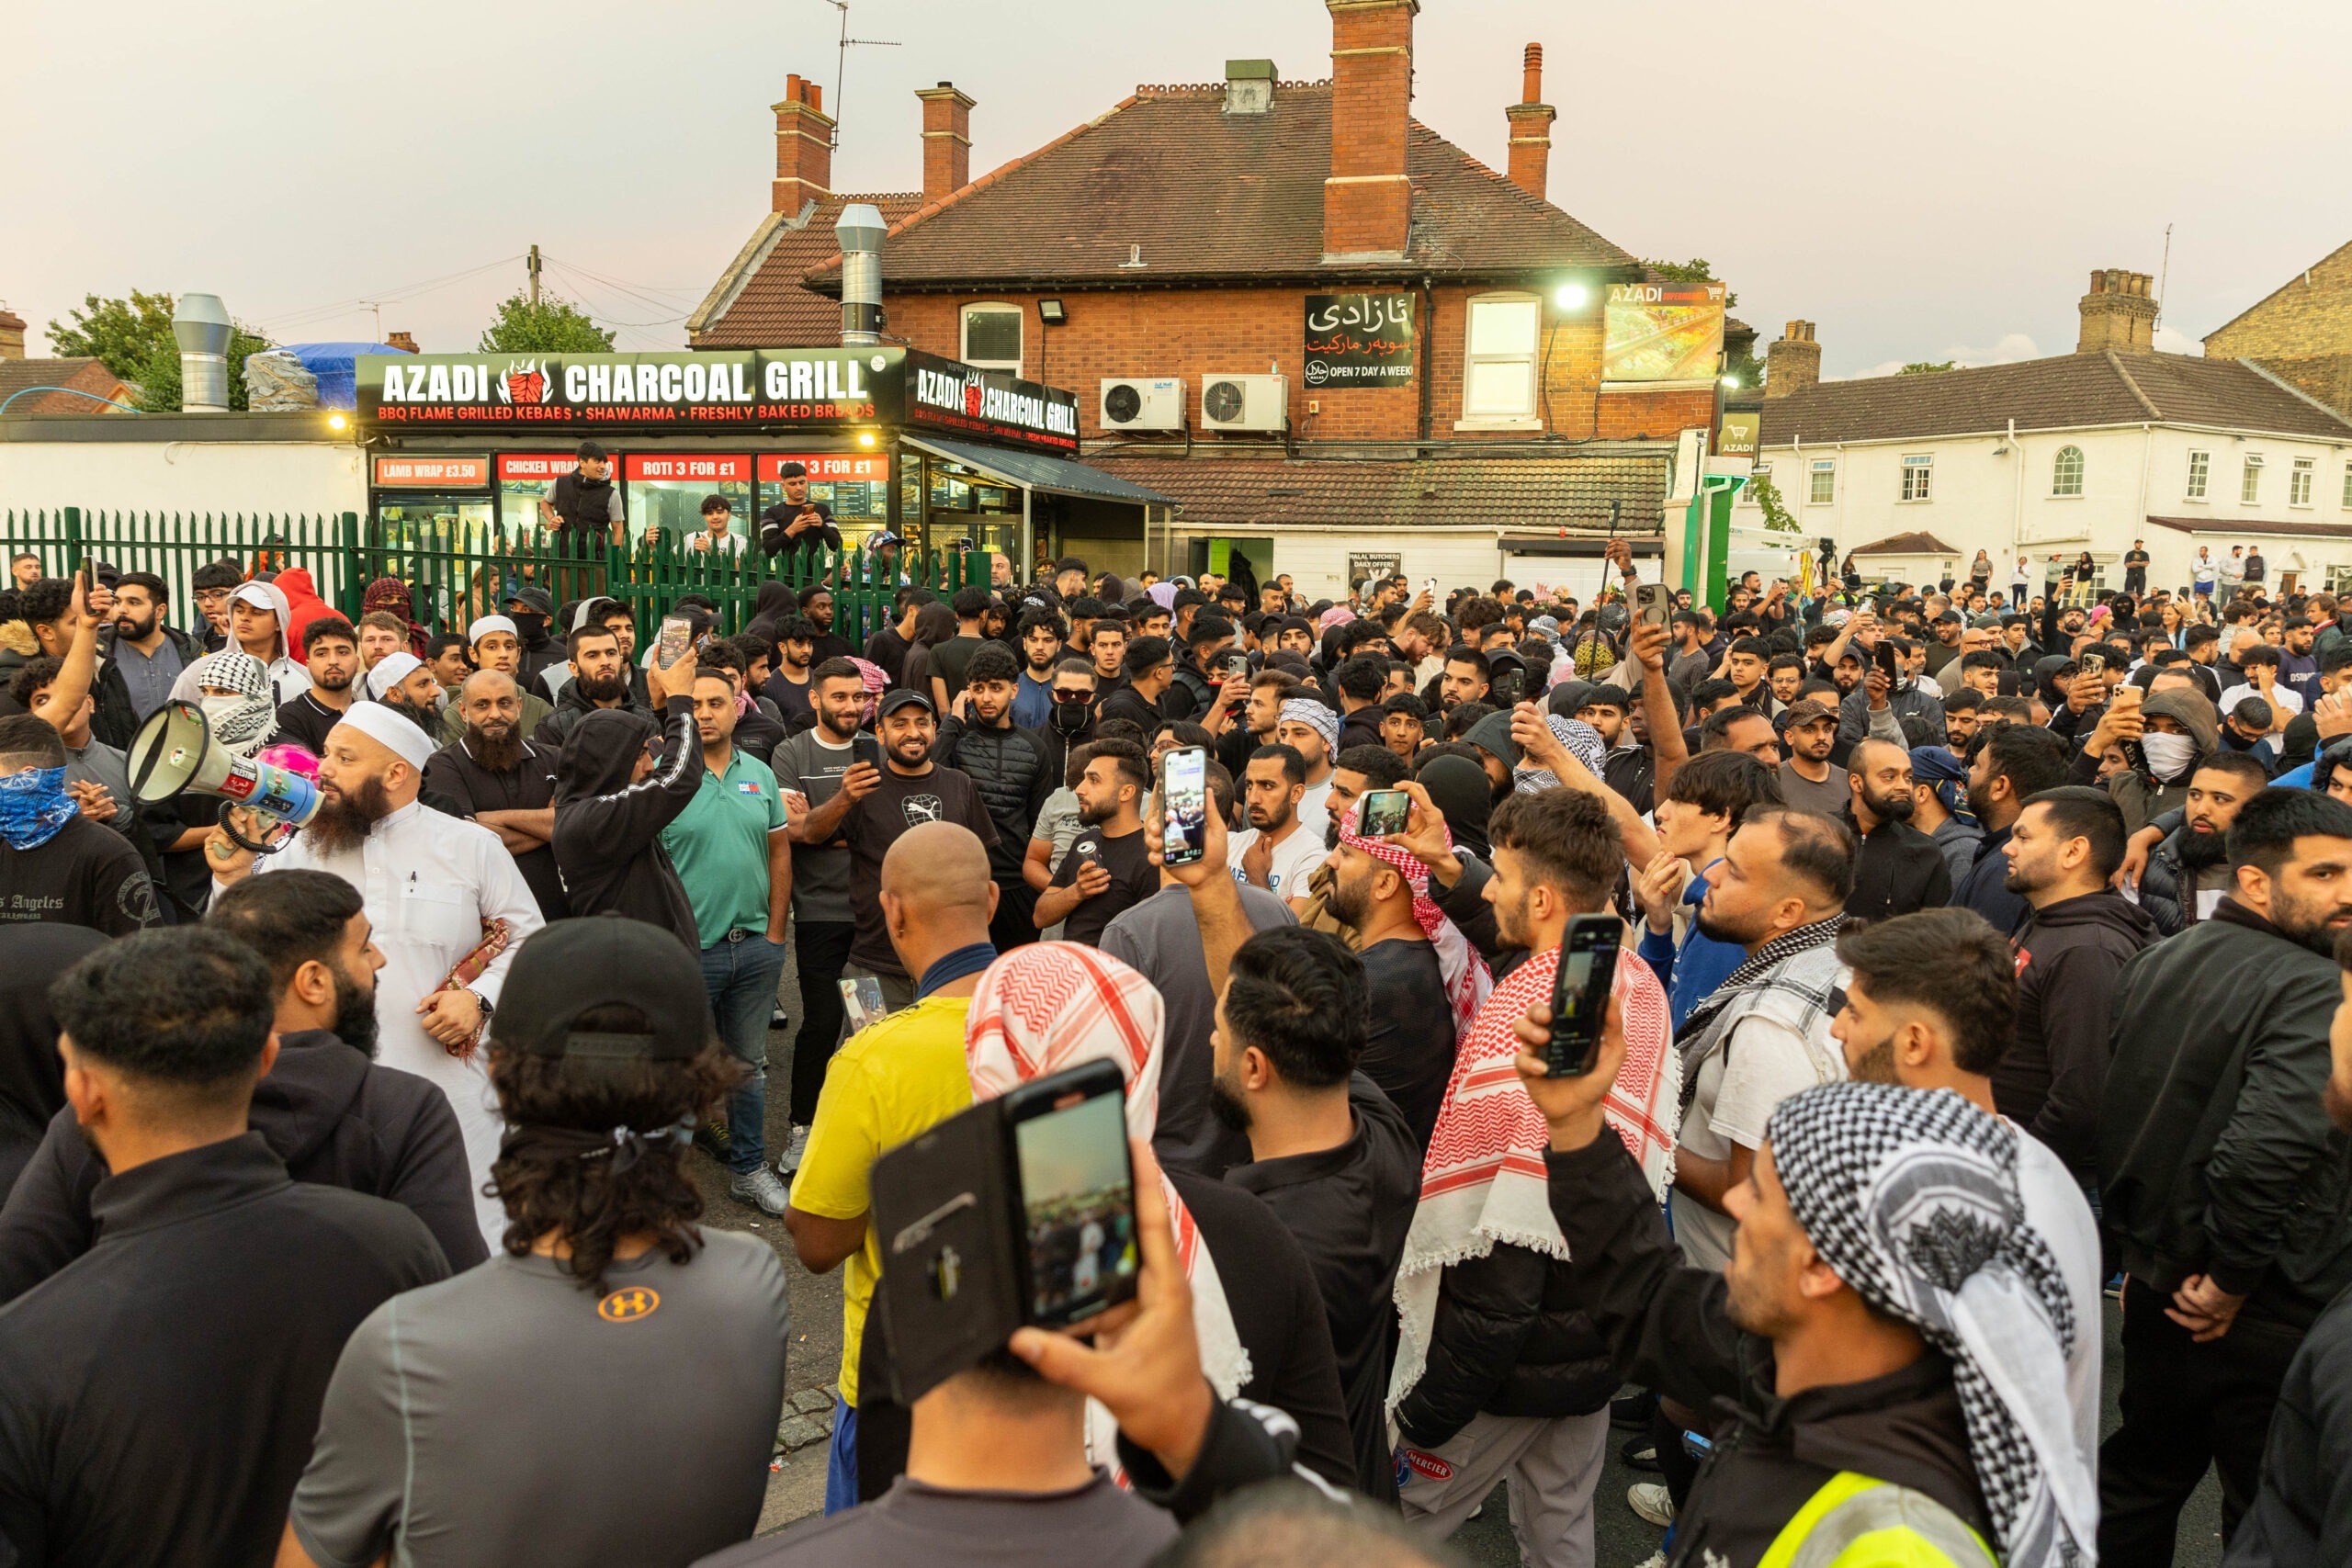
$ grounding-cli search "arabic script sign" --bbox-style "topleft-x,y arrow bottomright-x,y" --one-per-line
1303,293 -> 1415,389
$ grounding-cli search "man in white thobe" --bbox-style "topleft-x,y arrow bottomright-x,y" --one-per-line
210,701 -> 541,1248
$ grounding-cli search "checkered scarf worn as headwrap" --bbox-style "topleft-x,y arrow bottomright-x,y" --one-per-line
1278,696 -> 1339,756
1768,1083 -> 2093,1568
1513,714 -> 1609,794
849,657 -> 889,727
965,942 -> 1250,1476
1389,941 -> 1676,1415
1336,796 -> 1491,1038
197,651 -> 278,758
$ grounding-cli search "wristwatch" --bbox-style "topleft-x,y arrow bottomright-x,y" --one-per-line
469,988 -> 494,1023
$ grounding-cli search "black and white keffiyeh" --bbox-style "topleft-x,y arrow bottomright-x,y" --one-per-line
1676,913 -> 1848,1104
1513,714 -> 1608,794
1767,1082 -> 2093,1568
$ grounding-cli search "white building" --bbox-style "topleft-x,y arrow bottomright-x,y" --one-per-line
1740,271 -> 2352,599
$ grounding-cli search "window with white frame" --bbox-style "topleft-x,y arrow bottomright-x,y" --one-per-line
2052,446 -> 2085,496
1901,454 -> 1933,502
1463,294 -> 1542,421
959,303 -> 1023,372
1809,458 -> 1836,505
2187,450 -> 2210,499
2343,463 -> 2352,509
2292,457 -> 2315,506
2243,453 -> 2266,504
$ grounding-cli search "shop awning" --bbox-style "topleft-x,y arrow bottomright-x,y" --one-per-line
901,434 -> 1177,508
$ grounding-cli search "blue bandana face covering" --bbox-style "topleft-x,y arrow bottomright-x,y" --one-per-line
0,768 -> 75,851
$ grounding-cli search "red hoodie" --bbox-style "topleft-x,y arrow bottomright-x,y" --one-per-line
272,568 -> 339,649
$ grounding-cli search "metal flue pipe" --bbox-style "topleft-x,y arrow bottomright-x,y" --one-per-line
835,204 -> 887,345
172,293 -> 233,412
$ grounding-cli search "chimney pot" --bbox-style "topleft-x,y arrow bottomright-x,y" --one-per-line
772,73 -> 839,214
1502,37 -> 1555,203
385,331 -> 420,355
1322,0 -> 1418,260
2076,265 -> 2159,354
915,81 -> 977,204
1767,321 -> 1822,399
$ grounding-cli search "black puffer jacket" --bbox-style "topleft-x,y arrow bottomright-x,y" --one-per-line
90,624 -> 205,750
1394,1239 -> 1623,1449
936,715 -> 1056,882
532,673 -> 651,752
2137,818 -> 2229,939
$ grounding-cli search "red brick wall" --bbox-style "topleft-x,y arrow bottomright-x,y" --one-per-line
883,284 -> 1713,444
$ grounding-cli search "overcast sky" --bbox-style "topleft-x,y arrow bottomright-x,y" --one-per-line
10,0 -> 2348,379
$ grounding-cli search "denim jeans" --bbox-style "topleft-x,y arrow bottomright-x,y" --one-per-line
700,932 -> 789,1175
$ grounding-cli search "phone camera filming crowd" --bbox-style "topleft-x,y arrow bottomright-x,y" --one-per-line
7,545 -> 2352,1568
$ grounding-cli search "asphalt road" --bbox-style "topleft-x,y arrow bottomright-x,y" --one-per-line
706,942 -> 2229,1563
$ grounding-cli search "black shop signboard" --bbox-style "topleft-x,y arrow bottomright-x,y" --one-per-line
356,346 -> 1080,455
1303,292 -> 1416,389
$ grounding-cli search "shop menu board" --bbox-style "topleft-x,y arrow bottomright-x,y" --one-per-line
359,348 -> 1081,454
373,455 -> 489,487
1303,293 -> 1416,389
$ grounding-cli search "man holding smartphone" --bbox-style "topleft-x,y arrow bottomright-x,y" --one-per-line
1034,739 -> 1154,946
1226,745 -> 1327,914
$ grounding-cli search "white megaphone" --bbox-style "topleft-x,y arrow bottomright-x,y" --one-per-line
128,700 -> 322,853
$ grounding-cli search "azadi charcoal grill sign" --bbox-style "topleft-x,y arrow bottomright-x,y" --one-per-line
358,347 -> 1080,453
1303,292 -> 1416,388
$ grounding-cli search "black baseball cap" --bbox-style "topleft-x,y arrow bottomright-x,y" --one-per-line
876,688 -> 935,719
506,585 -> 555,616
495,918 -> 709,1061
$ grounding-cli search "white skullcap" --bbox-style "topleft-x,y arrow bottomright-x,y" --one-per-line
364,651 -> 423,702
468,614 -> 518,645
335,699 -> 435,773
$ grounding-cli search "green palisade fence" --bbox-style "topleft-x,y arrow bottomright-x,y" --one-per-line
0,507 -> 981,649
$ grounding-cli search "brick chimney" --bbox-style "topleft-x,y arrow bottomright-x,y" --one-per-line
772,74 -> 835,214
1504,43 -> 1555,202
1766,321 -> 1821,399
915,82 -> 975,205
2077,268 -> 2158,354
384,331 -> 420,355
0,308 -> 23,360
1322,0 -> 1417,262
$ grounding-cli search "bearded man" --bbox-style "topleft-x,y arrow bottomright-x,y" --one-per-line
423,671 -> 569,921
206,700 -> 544,1249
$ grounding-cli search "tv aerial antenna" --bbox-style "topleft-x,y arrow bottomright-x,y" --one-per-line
814,0 -> 901,149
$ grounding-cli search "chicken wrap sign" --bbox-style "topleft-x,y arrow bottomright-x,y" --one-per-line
358,349 -> 901,431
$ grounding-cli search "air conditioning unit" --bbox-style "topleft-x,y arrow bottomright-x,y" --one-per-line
1100,378 -> 1186,431
1201,373 -> 1288,433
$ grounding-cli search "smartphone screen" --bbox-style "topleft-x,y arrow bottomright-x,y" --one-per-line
1010,1078 -> 1138,1327
1545,914 -> 1623,1077
1358,789 -> 1410,838
654,615 -> 694,670
1161,746 -> 1206,867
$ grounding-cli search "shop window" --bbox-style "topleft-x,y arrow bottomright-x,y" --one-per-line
2052,446 -> 2084,496
2242,454 -> 2265,504
621,455 -> 752,545
2186,449 -> 2210,500
2291,457 -> 2315,507
961,305 -> 1023,373
1900,454 -> 1933,502
1462,293 -> 1541,422
2343,463 -> 2352,509
1809,458 -> 1836,505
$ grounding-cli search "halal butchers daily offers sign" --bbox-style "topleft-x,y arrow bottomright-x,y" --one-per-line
358,349 -> 905,434
1303,293 -> 1416,388
903,350 -> 1080,454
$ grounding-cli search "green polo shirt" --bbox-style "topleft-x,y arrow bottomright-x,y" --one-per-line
659,746 -> 788,946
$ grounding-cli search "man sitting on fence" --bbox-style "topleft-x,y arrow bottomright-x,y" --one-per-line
437,615 -> 553,747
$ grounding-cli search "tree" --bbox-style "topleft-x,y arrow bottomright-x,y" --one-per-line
476,291 -> 615,355
1642,257 -> 1737,310
1900,360 -> 1957,376
1747,470 -> 1800,534
47,290 -> 274,411
1724,347 -> 1766,392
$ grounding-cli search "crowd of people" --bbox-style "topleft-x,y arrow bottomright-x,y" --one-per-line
5,523 -> 2352,1568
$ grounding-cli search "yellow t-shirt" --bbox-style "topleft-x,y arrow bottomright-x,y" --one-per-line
787,995 -> 975,1406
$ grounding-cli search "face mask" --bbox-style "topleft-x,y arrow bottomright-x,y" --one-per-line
200,693 -> 276,757
1052,700 -> 1091,734
2140,731 -> 2197,782
509,612 -> 547,640
0,767 -> 74,851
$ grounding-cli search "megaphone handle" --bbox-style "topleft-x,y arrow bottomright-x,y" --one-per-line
217,802 -> 285,856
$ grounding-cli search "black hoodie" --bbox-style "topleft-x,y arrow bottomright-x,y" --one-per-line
552,695 -> 705,953
533,667 -> 651,752
0,1028 -> 483,1305
1998,889 -> 2158,1175
0,925 -> 107,1197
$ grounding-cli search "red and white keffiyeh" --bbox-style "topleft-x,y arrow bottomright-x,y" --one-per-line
1388,941 -> 1677,1412
965,942 -> 1251,1472
1337,797 -> 1493,1038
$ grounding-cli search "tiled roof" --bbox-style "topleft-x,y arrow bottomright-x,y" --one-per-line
1849,530 -> 1959,556
790,83 -> 1636,294
1080,452 -> 1667,533
688,194 -> 924,348
1757,351 -> 2352,446
0,358 -> 133,415
2145,515 -> 2352,540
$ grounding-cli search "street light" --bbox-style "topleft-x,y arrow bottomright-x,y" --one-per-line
1721,374 -> 1741,389
1553,282 -> 1590,310
1037,298 -> 1068,326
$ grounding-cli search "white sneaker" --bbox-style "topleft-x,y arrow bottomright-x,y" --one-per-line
1627,1482 -> 1675,1528
775,1123 -> 812,1179
729,1166 -> 790,1216
1628,1553 -> 1667,1568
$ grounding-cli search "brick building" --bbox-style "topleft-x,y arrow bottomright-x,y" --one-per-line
689,0 -> 1724,599
2204,239 -> 2352,419
0,308 -> 135,415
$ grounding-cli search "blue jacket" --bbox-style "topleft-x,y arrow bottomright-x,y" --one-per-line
1635,864 -> 1745,1028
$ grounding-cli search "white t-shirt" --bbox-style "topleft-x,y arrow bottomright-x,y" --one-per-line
2010,1121 -> 2103,1468
1227,824 -> 1328,904
2222,682 -> 2301,719
686,531 -> 747,557
1672,1014 -> 1849,1270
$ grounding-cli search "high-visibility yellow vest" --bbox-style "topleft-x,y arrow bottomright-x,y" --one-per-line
1755,1471 -> 1998,1568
